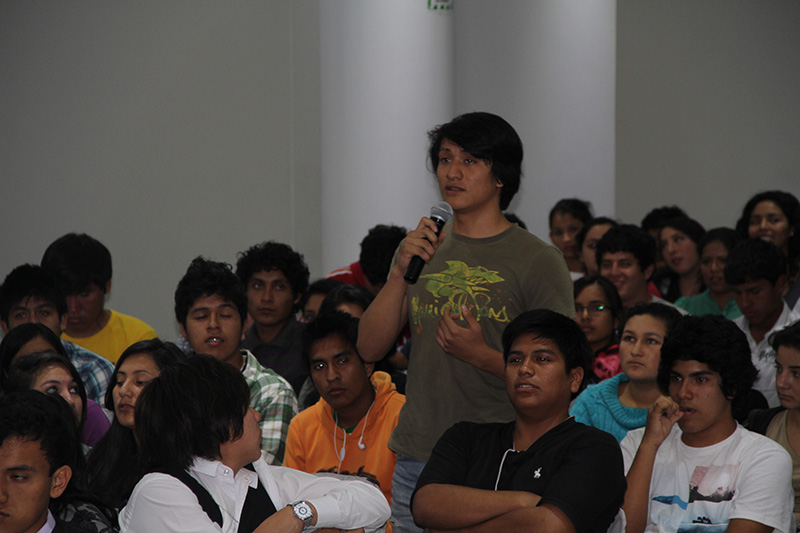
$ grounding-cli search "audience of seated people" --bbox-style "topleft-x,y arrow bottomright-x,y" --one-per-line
736,190 -> 800,310
0,323 -> 110,447
548,198 -> 593,280
621,315 -> 793,532
86,339 -> 185,510
573,275 -> 624,382
571,303 -> 682,442
2,110 -> 799,532
236,241 -> 311,394
0,264 -> 114,404
675,227 -> 742,319
174,256 -> 298,465
745,319 -> 800,523
119,354 -> 390,531
412,309 -> 626,532
726,238 -> 800,408
284,311 -> 405,513
40,233 -> 157,363
0,390 -> 117,532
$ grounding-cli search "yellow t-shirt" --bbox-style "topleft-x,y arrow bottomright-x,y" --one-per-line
62,309 -> 157,364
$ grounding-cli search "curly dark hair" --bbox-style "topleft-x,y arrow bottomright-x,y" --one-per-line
236,241 -> 310,310
174,257 -> 247,327
658,315 -> 757,411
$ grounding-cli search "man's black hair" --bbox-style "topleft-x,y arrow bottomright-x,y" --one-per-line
174,257 -> 247,327
595,224 -> 656,273
504,212 -> 527,230
658,315 -> 757,409
428,112 -> 523,211
0,391 -> 81,475
302,310 -> 361,366
0,264 -> 67,324
549,198 -> 593,228
299,278 -> 345,315
318,284 -> 374,319
724,239 -> 788,287
136,355 -> 251,472
41,233 -> 112,294
640,206 -> 687,233
359,225 -> 407,287
501,309 -> 592,398
235,241 -> 310,309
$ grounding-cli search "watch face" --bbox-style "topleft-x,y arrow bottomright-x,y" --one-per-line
294,501 -> 313,521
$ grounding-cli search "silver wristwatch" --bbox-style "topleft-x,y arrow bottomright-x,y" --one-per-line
289,500 -> 314,528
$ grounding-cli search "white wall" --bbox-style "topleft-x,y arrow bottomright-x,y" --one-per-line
616,0 -> 800,228
0,2 -> 322,339
454,1 -> 618,239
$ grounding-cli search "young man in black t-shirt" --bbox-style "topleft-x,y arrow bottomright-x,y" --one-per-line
412,309 -> 625,532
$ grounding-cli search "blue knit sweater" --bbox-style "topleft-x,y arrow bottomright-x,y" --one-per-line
570,373 -> 647,443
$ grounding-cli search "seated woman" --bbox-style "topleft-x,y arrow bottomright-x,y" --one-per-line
656,216 -> 705,302
573,275 -> 623,382
548,198 -> 593,280
120,354 -> 390,532
0,323 -> 110,447
576,216 -> 617,277
745,320 -> 800,522
736,190 -> 800,310
86,339 -> 185,509
570,303 -> 681,442
3,358 -> 117,531
676,227 -> 742,319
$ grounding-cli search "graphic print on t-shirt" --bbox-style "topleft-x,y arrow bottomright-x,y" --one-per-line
652,463 -> 739,532
410,260 -> 508,331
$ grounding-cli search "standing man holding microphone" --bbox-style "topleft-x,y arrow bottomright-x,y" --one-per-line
358,112 -> 575,532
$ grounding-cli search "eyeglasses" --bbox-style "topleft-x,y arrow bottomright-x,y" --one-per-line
575,304 -> 608,316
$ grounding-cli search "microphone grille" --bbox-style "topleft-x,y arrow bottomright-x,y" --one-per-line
430,201 -> 454,223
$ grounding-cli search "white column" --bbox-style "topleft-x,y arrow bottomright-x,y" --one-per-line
319,1 -> 454,273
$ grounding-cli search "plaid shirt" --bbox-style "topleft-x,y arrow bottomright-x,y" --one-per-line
241,350 -> 298,465
61,340 -> 114,405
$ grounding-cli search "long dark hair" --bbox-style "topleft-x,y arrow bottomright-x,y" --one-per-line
86,339 -> 185,507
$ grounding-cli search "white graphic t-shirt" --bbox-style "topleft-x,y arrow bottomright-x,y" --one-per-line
620,424 -> 793,532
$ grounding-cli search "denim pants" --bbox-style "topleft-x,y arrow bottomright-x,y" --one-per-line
390,454 -> 426,533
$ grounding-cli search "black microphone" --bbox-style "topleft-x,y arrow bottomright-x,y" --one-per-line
404,202 -> 454,284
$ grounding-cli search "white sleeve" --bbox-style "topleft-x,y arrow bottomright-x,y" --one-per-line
119,473 -> 227,533
619,427 -> 645,474
729,439 -> 794,533
257,462 -> 390,531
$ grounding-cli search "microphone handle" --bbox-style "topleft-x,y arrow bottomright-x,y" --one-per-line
403,216 -> 447,285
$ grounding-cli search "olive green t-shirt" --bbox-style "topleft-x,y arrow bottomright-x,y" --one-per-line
388,223 -> 574,461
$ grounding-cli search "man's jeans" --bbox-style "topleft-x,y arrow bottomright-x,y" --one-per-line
390,454 -> 426,533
